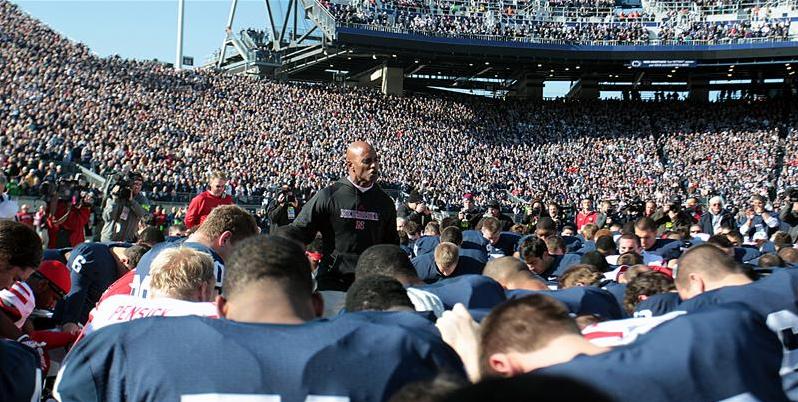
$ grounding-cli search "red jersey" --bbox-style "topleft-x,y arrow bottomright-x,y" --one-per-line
47,202 -> 91,248
185,191 -> 233,228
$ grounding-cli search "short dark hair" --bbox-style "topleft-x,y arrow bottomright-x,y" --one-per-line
223,235 -> 312,299
580,251 -> 610,273
634,217 -> 657,233
758,253 -> 785,269
624,271 -> 675,315
440,217 -> 459,230
707,234 -> 734,249
355,244 -> 418,281
519,237 -> 547,265
480,295 -> 578,377
138,226 -> 165,245
617,252 -> 644,266
676,244 -> 742,289
595,236 -> 616,255
124,244 -> 152,268
345,275 -> 413,312
440,226 -> 463,245
0,220 -> 42,270
389,373 -> 467,402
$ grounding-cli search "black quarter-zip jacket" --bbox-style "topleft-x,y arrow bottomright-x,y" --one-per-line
292,178 -> 400,274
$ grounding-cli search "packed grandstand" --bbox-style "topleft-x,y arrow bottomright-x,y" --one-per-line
2,0 -> 798,401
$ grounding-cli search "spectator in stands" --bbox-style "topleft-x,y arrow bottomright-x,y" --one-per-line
699,196 -> 736,235
14,204 -> 33,228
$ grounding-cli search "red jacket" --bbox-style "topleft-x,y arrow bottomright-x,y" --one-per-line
575,211 -> 598,230
47,202 -> 91,248
185,191 -> 233,228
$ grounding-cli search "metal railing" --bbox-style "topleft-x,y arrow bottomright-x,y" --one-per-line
338,21 -> 795,45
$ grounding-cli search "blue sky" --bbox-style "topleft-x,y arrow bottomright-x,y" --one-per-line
12,0 -> 585,96
12,0 -> 301,65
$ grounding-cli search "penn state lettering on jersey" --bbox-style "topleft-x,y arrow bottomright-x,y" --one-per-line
55,314 -> 464,402
634,292 -> 681,318
55,242 -> 131,325
540,304 -> 789,402
507,287 -> 623,320
1,339 -> 41,402
414,275 -> 506,310
132,241 -> 224,299
677,269 -> 798,399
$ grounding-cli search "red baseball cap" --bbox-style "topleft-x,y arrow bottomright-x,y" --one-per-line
38,260 -> 71,295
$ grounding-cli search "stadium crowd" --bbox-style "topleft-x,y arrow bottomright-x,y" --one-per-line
4,1 -> 798,401
325,0 -> 793,44
2,1 -> 798,214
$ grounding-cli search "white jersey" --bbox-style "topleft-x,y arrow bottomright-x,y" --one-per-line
581,311 -> 686,347
81,295 -> 218,338
0,281 -> 35,328
406,287 -> 445,318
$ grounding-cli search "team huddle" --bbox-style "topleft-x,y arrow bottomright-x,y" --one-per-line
0,141 -> 797,402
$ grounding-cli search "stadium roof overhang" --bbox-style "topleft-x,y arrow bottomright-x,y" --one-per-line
282,27 -> 798,93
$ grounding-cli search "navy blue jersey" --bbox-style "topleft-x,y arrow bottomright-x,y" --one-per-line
677,269 -> 798,398
507,287 -> 623,320
462,230 -> 488,250
414,275 -> 506,310
56,242 -> 130,325
550,253 -> 584,278
539,304 -> 788,402
634,292 -> 681,318
334,311 -> 447,346
399,244 -> 415,259
459,247 -> 488,264
734,246 -> 762,263
486,232 -> 520,259
0,339 -> 41,402
644,239 -> 684,260
55,314 -> 463,402
601,282 -> 627,314
412,253 -> 485,284
132,240 -> 224,298
43,247 -> 71,265
413,236 -> 440,257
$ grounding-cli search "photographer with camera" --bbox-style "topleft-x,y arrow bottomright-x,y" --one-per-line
42,175 -> 94,248
185,171 -> 233,229
267,184 -> 302,234
100,172 -> 150,242
779,189 -> 798,229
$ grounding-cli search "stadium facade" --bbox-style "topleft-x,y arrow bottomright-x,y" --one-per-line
217,0 -> 798,100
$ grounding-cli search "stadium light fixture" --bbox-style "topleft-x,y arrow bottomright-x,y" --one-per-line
537,64 -> 542,67
787,66 -> 792,70
414,60 -> 419,63
727,73 -> 733,77
469,63 -> 474,66
667,74 -> 672,78
347,57 -> 352,60
372,54 -> 377,60
565,68 -> 569,71
392,54 -> 397,58
485,62 -> 490,65
575,66 -> 580,69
